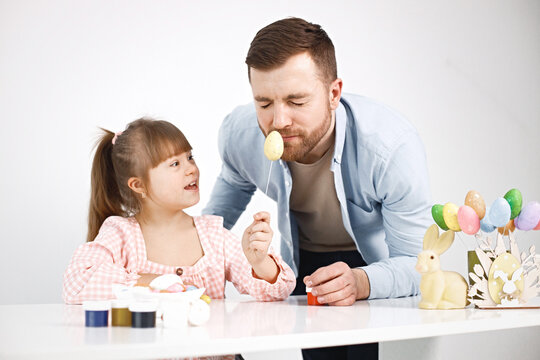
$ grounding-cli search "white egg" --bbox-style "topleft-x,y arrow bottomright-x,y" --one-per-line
188,299 -> 210,326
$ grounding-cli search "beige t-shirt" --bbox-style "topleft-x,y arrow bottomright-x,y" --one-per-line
288,147 -> 357,252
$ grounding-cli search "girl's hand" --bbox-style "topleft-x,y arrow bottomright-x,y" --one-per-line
242,211 -> 273,266
242,212 -> 279,283
135,273 -> 161,287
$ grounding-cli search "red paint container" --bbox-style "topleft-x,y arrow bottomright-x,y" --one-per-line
306,287 -> 321,306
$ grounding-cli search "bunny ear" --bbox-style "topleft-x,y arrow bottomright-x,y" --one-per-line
423,224 -> 440,250
511,267 -> 524,282
431,230 -> 455,255
494,270 -> 508,282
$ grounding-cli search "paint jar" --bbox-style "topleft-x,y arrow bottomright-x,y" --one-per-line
161,300 -> 190,329
306,287 -> 321,306
111,299 -> 131,327
82,300 -> 111,327
129,301 -> 157,328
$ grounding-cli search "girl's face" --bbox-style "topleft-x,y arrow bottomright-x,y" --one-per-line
145,151 -> 200,210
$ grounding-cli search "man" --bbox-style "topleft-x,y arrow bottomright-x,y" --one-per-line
203,17 -> 432,359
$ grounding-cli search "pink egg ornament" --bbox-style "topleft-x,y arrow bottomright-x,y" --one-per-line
457,205 -> 480,235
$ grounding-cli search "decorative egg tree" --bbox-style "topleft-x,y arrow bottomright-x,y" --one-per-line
430,189 -> 540,308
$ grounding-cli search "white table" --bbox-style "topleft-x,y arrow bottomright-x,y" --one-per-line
1,296 -> 539,359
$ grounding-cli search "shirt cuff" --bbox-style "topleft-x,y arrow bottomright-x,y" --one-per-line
251,254 -> 283,284
362,263 -> 392,299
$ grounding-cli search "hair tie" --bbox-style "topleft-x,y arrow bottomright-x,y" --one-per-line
112,131 -> 123,145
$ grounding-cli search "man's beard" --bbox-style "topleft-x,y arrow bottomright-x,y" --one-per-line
262,104 -> 333,162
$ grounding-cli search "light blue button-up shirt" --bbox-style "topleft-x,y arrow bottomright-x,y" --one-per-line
203,93 -> 432,299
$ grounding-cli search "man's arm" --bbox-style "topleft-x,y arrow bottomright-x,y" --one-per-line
304,129 -> 431,303
362,129 -> 432,299
202,113 -> 257,229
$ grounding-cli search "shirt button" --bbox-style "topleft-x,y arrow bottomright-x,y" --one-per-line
176,267 -> 183,276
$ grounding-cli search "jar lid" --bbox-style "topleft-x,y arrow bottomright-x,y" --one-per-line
129,300 -> 158,312
82,300 -> 111,311
111,299 -> 130,308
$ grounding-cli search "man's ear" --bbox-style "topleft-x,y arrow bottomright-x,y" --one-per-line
329,78 -> 343,110
127,177 -> 146,198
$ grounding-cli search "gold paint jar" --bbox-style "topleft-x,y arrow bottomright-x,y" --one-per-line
111,299 -> 131,327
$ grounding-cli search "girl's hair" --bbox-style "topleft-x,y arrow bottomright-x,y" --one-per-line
87,118 -> 192,242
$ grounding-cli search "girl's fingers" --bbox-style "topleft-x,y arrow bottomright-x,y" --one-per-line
248,239 -> 269,252
250,222 -> 272,234
253,211 -> 271,223
249,232 -> 271,243
246,219 -> 260,234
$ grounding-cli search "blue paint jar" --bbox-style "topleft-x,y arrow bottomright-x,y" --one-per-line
82,300 -> 111,327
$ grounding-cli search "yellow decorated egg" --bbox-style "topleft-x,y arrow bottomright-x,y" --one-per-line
264,131 -> 284,161
200,294 -> 211,304
443,203 -> 461,231
488,253 -> 524,304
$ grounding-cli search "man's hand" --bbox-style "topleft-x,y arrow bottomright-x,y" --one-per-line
303,262 -> 370,305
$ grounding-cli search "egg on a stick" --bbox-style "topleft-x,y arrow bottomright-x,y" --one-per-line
263,131 -> 284,194
264,131 -> 284,161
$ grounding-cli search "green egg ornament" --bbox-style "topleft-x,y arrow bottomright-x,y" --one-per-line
504,189 -> 523,220
431,204 -> 449,231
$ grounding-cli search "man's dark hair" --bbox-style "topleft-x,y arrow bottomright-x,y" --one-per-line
245,17 -> 337,85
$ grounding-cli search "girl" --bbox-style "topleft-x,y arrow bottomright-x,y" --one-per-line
63,118 -> 295,304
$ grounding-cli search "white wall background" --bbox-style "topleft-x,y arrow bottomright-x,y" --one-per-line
1,0 -> 539,307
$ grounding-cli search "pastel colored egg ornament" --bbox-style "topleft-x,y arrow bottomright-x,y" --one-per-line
503,188 -> 523,220
487,253 -> 524,304
534,218 -> 540,231
443,202 -> 461,231
488,198 -> 511,227
498,219 -> 515,236
464,190 -> 486,220
431,204 -> 449,231
514,202 -> 540,231
457,205 -> 480,235
480,208 -> 496,233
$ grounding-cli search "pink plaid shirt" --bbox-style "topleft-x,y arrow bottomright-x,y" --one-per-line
63,215 -> 296,304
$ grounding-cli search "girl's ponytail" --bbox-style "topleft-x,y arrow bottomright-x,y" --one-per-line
87,129 -> 124,242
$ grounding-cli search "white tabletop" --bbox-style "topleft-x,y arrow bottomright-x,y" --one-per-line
1,296 -> 540,359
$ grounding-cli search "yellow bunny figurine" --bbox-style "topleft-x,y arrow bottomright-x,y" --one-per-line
415,224 -> 468,309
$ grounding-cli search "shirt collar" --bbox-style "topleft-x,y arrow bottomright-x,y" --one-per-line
333,100 -> 347,165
